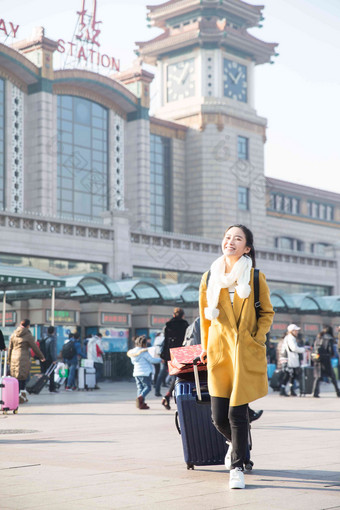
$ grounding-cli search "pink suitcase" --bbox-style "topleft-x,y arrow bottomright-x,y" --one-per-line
0,351 -> 19,414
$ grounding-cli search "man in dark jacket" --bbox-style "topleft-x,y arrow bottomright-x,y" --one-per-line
157,308 -> 188,410
44,326 -> 58,393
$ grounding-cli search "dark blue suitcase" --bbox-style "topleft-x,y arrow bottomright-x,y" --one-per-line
175,379 -> 228,469
175,359 -> 253,470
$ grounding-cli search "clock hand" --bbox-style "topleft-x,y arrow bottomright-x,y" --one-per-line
179,63 -> 190,84
234,71 -> 243,85
228,71 -> 237,84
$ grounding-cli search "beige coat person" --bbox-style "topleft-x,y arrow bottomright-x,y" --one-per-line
8,326 -> 44,380
199,268 -> 274,406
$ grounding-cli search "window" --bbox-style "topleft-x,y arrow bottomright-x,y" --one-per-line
275,237 -> 304,252
311,243 -> 331,256
238,186 -> 249,210
268,280 -> 331,297
237,136 -> 248,160
57,96 -> 108,221
0,79 -> 4,209
133,267 -> 201,285
0,253 -> 104,277
150,134 -> 172,232
307,200 -> 334,221
269,193 -> 300,215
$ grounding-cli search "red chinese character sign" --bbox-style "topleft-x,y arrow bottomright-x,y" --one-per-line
57,0 -> 120,73
77,0 -> 101,46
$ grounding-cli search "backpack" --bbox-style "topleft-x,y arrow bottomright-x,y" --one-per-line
160,336 -> 177,361
206,268 -> 261,320
160,320 -> 187,361
183,317 -> 201,347
62,340 -> 76,360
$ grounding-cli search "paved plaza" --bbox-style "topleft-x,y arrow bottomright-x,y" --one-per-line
1,381 -> 339,510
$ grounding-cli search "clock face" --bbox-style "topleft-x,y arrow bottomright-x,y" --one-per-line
223,58 -> 247,103
167,58 -> 195,102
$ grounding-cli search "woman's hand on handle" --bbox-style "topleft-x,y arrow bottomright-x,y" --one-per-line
200,350 -> 207,364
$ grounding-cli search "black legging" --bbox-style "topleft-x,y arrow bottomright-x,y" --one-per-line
211,396 -> 248,469
313,366 -> 339,397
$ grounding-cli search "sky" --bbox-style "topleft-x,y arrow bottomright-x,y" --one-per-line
1,0 -> 340,194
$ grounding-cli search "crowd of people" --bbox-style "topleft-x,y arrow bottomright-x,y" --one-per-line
2,315 -> 339,408
127,315 -> 340,412
271,324 -> 340,398
1,321 -> 105,403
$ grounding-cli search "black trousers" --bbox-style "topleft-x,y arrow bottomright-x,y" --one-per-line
41,360 -> 56,392
19,380 -> 26,391
166,375 -> 176,397
211,396 -> 248,470
313,367 -> 339,396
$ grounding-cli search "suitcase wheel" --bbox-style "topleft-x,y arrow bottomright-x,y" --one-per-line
186,462 -> 194,470
13,408 -> 18,414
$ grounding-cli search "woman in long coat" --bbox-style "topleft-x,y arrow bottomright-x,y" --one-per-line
199,224 -> 274,490
8,319 -> 45,402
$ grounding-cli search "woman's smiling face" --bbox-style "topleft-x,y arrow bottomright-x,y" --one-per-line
222,226 -> 250,260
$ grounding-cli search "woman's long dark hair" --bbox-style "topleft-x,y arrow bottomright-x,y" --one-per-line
224,224 -> 256,268
321,326 -> 333,337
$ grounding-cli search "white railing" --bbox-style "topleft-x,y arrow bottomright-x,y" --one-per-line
0,211 -> 114,240
131,230 -> 337,268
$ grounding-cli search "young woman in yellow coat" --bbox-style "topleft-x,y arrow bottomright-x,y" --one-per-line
199,225 -> 274,489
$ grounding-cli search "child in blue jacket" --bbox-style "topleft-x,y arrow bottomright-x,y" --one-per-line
127,336 -> 161,409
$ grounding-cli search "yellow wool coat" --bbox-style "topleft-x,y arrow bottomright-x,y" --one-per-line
199,268 -> 274,406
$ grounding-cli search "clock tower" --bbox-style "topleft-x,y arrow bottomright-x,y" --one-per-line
137,0 -> 278,242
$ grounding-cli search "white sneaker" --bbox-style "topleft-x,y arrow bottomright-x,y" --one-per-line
229,467 -> 245,489
224,441 -> 232,470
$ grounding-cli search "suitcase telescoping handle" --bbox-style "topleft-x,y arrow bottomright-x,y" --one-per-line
193,356 -> 202,401
0,350 -> 8,378
45,363 -> 57,377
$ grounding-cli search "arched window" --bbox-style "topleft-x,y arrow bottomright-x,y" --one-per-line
0,79 -> 4,209
57,95 -> 108,221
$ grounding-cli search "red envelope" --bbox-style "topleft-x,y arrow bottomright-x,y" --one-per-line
168,344 -> 206,376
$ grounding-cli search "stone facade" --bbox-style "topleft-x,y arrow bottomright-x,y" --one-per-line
0,0 -> 338,318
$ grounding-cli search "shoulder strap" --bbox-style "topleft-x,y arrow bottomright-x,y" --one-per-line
206,270 -> 211,288
254,269 -> 260,321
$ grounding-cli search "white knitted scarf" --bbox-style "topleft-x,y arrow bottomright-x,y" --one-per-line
204,255 -> 252,320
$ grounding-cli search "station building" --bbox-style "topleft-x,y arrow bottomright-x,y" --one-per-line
0,0 -> 339,361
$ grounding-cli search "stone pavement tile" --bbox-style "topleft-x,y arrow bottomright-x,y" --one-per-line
1,382 -> 340,509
